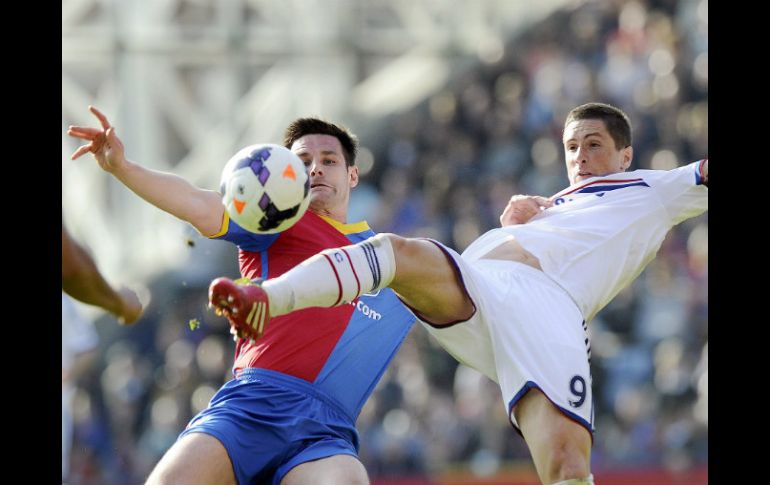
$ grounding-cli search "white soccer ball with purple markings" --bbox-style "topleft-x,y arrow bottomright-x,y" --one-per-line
220,144 -> 310,234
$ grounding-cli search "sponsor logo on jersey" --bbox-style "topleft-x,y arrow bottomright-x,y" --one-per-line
351,299 -> 382,320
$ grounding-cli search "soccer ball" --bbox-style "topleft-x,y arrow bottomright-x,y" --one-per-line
220,143 -> 310,234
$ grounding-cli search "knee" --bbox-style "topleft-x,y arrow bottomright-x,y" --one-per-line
373,233 -> 403,250
552,476 -> 594,485
546,440 -> 591,483
371,233 -> 410,267
516,391 -> 592,484
376,233 -> 428,262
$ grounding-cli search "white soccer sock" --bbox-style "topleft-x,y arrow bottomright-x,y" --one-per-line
262,233 -> 396,316
552,475 -> 594,485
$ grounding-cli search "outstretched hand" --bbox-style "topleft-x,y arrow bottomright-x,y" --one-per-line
68,106 -> 126,173
500,195 -> 553,226
116,286 -> 144,325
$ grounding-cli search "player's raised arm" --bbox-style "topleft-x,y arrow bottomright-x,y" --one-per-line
68,106 -> 225,236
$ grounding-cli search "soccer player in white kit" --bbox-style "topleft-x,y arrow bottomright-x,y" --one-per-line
209,103 -> 708,485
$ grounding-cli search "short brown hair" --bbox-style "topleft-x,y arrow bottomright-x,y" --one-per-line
565,102 -> 632,150
283,118 -> 359,167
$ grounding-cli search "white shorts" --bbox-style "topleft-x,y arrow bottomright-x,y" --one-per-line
419,241 -> 594,434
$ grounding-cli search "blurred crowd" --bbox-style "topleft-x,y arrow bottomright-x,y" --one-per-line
64,0 -> 707,483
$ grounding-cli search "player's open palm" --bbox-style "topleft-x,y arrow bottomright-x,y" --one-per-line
500,195 -> 552,226
68,106 -> 126,173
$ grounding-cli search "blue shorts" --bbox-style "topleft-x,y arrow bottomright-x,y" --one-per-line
179,368 -> 360,485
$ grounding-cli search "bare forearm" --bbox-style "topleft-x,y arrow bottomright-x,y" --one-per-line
112,160 -> 225,235
62,243 -> 124,316
68,107 -> 224,235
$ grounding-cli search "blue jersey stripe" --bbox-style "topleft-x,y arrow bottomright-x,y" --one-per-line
576,181 -> 649,193
313,229 -> 416,417
694,159 -> 707,185
260,251 -> 269,280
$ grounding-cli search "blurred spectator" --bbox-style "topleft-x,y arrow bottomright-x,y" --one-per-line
62,293 -> 99,483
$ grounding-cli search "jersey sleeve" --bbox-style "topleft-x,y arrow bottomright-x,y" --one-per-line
206,210 -> 279,252
647,160 -> 708,225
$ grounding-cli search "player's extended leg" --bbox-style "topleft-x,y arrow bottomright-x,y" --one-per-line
513,389 -> 593,485
145,432 -> 236,485
389,235 -> 474,324
281,455 -> 369,485
209,233 -> 474,340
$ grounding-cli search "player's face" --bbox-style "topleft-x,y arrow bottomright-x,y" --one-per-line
563,119 -> 632,185
291,134 -> 359,218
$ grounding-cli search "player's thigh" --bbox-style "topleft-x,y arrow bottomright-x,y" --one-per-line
145,432 -> 236,485
388,235 -> 473,323
281,454 -> 368,485
513,389 -> 591,483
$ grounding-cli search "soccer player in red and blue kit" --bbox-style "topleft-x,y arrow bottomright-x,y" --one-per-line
69,107 -> 416,485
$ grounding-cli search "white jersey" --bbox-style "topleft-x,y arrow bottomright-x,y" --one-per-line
462,160 -> 708,321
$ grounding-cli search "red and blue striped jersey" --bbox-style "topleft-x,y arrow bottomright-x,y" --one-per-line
209,210 -> 415,418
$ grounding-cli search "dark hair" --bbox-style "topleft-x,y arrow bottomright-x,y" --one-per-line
565,102 -> 632,150
283,118 -> 358,167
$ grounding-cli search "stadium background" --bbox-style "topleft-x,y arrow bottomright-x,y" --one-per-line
62,0 -> 708,483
